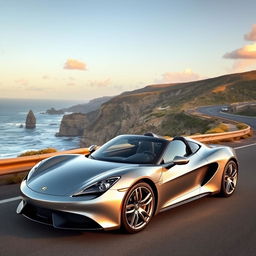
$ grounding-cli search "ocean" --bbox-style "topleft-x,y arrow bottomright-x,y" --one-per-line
0,98 -> 85,159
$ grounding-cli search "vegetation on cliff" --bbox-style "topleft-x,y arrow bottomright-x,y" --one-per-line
57,70 -> 256,146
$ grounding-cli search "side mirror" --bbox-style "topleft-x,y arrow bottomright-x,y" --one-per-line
88,145 -> 97,154
173,156 -> 189,165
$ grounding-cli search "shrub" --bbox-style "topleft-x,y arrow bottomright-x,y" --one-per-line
18,148 -> 57,157
161,112 -> 213,137
236,123 -> 248,130
218,123 -> 229,132
205,123 -> 229,134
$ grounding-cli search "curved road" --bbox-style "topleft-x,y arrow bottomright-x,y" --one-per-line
0,108 -> 256,256
197,105 -> 256,129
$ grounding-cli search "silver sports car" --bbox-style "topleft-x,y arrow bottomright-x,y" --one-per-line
17,133 -> 238,233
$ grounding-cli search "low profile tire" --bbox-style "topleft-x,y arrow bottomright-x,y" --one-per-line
121,182 -> 155,233
220,160 -> 238,197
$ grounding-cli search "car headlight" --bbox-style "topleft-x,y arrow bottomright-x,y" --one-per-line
72,177 -> 120,196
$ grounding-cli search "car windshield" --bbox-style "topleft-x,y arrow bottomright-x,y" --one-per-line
91,135 -> 168,164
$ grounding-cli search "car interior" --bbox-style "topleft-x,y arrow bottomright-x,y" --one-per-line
95,134 -> 200,165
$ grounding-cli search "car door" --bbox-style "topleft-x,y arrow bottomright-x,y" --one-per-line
159,140 -> 209,209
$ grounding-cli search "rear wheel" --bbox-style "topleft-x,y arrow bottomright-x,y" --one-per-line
220,160 -> 238,197
121,182 -> 155,233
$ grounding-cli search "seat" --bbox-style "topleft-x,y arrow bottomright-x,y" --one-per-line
137,141 -> 154,154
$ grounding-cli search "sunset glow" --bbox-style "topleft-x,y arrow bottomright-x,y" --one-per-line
0,1 -> 256,100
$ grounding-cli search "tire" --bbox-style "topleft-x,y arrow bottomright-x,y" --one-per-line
219,160 -> 238,197
121,182 -> 155,233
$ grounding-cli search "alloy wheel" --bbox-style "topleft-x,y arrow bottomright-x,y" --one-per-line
122,183 -> 155,232
224,161 -> 238,195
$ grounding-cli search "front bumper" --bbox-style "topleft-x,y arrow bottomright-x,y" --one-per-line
17,180 -> 126,230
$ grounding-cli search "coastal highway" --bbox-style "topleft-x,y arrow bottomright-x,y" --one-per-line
197,105 -> 256,129
0,142 -> 256,256
1,107 -> 256,256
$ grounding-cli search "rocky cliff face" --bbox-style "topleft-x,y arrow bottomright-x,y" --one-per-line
80,92 -> 163,146
25,110 -> 36,129
56,113 -> 89,136
80,70 -> 256,146
57,70 -> 256,146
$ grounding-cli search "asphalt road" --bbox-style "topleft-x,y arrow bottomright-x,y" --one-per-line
0,143 -> 256,256
1,107 -> 256,256
197,105 -> 256,129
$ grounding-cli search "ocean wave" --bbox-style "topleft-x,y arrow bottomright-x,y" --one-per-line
0,102 -> 79,159
0,153 -> 17,158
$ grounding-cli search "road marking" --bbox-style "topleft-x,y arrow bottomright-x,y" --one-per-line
0,196 -> 21,205
235,143 -> 256,150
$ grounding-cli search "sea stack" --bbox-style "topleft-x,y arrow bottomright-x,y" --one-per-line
25,110 -> 36,129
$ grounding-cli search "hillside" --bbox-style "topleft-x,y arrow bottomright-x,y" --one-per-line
62,96 -> 112,114
58,70 -> 256,146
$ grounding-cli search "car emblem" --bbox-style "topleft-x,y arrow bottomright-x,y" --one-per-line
41,186 -> 48,191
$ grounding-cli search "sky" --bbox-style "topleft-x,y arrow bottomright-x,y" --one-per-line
0,0 -> 256,101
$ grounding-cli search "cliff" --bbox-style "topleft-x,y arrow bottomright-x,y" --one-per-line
56,113 -> 88,136
59,70 -> 256,146
56,111 -> 97,137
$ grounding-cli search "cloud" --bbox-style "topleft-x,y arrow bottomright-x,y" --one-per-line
244,24 -> 256,41
224,25 -> 256,72
157,69 -> 201,83
15,79 -> 29,86
230,59 -> 256,73
89,78 -> 111,87
223,43 -> 256,59
64,59 -> 87,70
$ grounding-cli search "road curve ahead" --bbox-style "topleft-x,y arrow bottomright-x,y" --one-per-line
197,105 -> 256,129
0,143 -> 256,256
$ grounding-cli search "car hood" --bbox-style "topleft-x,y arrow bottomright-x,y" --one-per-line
27,154 -> 136,196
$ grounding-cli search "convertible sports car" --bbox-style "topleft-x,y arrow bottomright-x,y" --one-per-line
17,133 -> 238,233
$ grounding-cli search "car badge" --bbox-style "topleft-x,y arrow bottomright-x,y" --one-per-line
41,186 -> 48,191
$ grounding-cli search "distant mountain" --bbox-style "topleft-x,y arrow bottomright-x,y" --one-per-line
57,70 -> 256,146
62,96 -> 113,114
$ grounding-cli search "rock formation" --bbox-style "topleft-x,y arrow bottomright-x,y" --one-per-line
46,107 -> 64,115
56,113 -> 89,136
25,110 -> 36,129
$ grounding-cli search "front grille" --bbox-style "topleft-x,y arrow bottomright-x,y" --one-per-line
22,203 -> 102,230
23,203 -> 53,225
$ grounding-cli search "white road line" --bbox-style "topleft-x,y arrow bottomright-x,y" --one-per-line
234,143 -> 256,150
0,196 -> 21,205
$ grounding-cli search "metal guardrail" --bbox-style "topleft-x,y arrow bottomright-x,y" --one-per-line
0,148 -> 89,176
189,126 -> 251,142
0,126 -> 251,176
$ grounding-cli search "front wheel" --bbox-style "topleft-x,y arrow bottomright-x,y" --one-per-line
220,160 -> 238,197
121,182 -> 155,233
